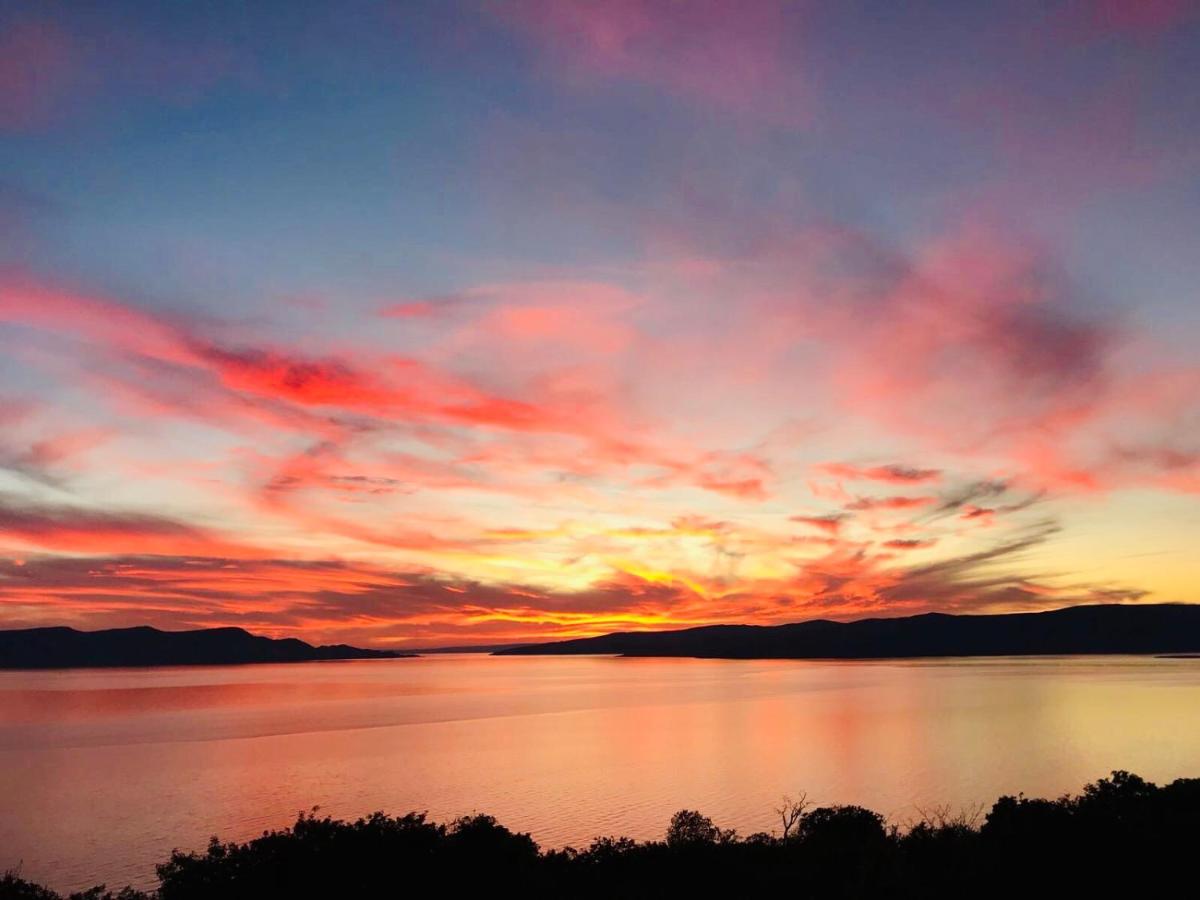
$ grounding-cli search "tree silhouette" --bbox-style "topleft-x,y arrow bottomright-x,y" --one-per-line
775,792 -> 809,839
664,810 -> 721,847
6,772 -> 1200,899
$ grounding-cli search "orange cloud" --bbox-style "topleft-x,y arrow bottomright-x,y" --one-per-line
0,497 -> 264,559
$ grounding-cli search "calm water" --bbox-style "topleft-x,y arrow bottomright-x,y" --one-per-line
3,654 -> 1200,892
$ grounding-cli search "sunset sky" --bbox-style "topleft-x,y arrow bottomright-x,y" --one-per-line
1,1 -> 1198,648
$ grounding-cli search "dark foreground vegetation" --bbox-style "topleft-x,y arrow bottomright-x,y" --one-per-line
5,772 -> 1200,898
499,602 -> 1200,658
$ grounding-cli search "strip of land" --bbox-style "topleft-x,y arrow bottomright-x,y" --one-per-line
496,603 -> 1200,659
0,625 -> 410,669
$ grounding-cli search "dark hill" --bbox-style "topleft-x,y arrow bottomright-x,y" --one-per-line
0,625 -> 411,669
496,603 -> 1200,659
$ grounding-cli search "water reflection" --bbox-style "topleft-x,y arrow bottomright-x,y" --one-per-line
2,654 -> 1199,892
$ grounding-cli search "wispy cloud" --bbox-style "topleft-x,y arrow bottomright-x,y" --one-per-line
1,1 -> 1196,644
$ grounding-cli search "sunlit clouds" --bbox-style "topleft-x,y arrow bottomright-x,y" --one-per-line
1,1 -> 1198,646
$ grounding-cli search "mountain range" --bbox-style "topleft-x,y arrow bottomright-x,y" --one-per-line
496,603 -> 1200,659
0,625 -> 411,669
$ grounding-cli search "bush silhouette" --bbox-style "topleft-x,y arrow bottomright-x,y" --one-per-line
4,771 -> 1200,899
665,810 -> 721,847
798,805 -> 887,847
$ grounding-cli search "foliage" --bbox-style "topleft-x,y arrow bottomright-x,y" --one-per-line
5,772 -> 1200,899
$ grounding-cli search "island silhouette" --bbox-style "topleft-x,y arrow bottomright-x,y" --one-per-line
8,604 -> 1200,670
497,603 -> 1200,659
0,625 -> 410,669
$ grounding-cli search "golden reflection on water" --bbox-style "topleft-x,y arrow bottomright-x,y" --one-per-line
2,654 -> 1200,892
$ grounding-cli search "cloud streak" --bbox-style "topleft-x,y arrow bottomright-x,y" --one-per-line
2,1 -> 1197,644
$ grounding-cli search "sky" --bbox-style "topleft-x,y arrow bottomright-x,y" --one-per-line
1,0 -> 1198,649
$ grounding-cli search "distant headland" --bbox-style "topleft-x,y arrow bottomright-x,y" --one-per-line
0,625 -> 412,670
496,603 -> 1200,660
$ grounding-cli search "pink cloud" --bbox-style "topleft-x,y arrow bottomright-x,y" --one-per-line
825,228 -> 1113,449
5,6 -> 1195,646
1,276 -> 617,441
0,497 -> 264,559
0,276 -> 203,366
5,274 -> 793,512
718,223 -> 1189,497
494,0 -> 810,122
1,226 -> 1189,645
819,462 -> 942,484
694,474 -> 768,501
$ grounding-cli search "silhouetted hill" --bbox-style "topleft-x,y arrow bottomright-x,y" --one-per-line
496,603 -> 1200,659
0,625 -> 411,669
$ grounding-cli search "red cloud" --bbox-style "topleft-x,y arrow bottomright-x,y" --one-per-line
845,496 -> 935,512
198,346 -> 403,410
961,505 -> 997,522
0,277 -> 615,442
790,514 -> 847,534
